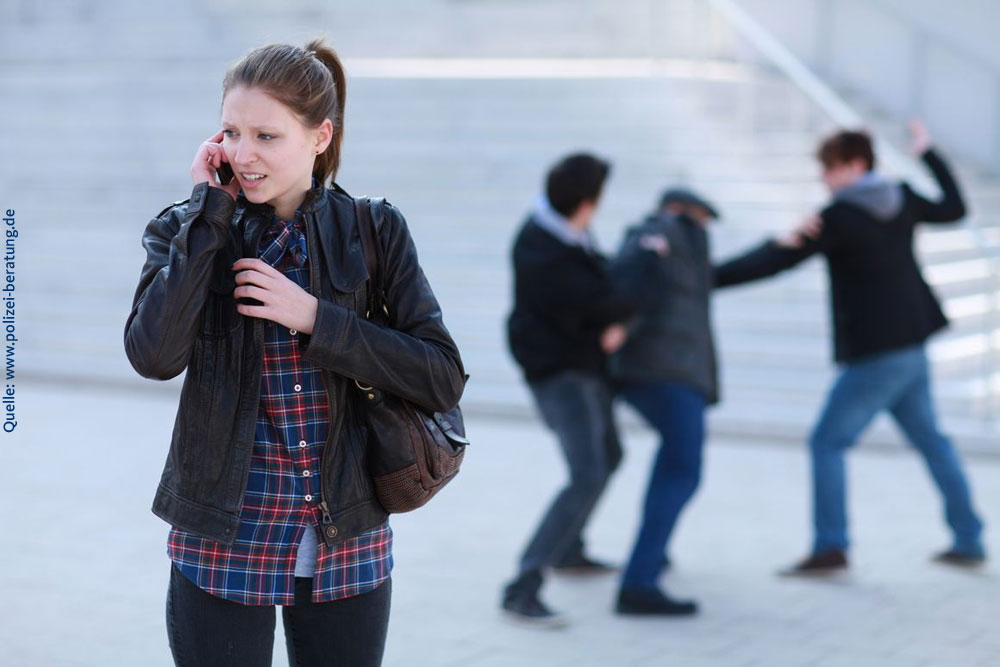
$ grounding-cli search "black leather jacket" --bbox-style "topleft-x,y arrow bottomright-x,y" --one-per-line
124,180 -> 465,548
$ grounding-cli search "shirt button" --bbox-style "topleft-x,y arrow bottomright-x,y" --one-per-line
302,470 -> 311,477
304,494 -> 313,502
289,328 -> 297,335
298,440 -> 307,448
294,383 -> 302,392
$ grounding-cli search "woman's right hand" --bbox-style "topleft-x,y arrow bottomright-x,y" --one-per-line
190,129 -> 240,200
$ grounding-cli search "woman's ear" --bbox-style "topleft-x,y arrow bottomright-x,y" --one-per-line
313,118 -> 333,154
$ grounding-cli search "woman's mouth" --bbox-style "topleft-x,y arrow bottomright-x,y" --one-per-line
241,172 -> 267,188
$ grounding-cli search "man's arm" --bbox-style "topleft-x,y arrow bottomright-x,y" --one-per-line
713,233 -> 824,288
911,148 -> 967,223
526,251 -> 640,330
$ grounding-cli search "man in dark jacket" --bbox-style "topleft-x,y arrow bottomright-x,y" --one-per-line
607,188 -> 719,616
715,121 -> 986,575
503,153 -> 661,626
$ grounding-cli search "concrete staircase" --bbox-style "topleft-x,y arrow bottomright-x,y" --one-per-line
5,0 -> 998,452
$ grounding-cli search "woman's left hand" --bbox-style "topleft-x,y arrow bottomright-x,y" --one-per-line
232,258 -> 319,334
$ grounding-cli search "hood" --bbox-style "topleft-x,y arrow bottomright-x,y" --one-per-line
834,172 -> 904,222
529,194 -> 594,251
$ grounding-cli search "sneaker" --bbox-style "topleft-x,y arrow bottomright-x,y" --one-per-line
778,549 -> 848,577
552,553 -> 618,575
933,548 -> 986,568
501,590 -> 568,628
615,587 -> 698,616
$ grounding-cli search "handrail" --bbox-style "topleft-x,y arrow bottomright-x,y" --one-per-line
705,0 -> 1000,420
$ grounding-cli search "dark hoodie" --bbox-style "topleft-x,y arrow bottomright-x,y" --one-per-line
714,148 -> 965,363
507,215 -> 644,382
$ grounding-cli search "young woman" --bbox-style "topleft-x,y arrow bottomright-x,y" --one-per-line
123,38 -> 466,666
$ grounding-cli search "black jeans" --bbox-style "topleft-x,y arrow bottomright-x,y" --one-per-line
166,561 -> 391,667
505,370 -> 623,597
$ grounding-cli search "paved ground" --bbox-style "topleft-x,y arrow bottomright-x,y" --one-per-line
2,380 -> 997,666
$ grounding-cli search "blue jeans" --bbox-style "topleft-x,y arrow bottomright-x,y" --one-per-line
810,343 -> 984,555
618,380 -> 706,590
506,370 -> 623,596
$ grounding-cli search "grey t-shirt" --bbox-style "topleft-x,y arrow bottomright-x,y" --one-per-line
294,523 -> 318,577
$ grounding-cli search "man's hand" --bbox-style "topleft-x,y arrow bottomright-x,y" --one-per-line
601,323 -> 628,354
639,233 -> 670,257
775,213 -> 823,249
908,118 -> 932,156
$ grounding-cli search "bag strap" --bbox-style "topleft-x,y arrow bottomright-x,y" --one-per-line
353,196 -> 387,317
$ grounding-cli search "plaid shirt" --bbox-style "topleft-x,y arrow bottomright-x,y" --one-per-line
167,205 -> 393,606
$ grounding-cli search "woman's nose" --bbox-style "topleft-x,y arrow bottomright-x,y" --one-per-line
233,141 -> 258,166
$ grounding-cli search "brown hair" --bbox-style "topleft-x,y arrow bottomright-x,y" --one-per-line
816,129 -> 875,171
221,37 -> 347,186
545,153 -> 611,217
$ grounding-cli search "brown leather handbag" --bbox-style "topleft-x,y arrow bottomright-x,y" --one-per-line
352,196 -> 469,513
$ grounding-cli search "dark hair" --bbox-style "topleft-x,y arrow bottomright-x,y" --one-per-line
545,153 -> 611,217
816,130 -> 875,171
221,37 -> 347,186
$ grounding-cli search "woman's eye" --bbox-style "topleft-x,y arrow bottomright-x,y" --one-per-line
259,134 -> 274,141
222,130 -> 236,138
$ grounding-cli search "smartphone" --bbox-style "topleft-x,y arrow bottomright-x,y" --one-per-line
216,160 -> 235,185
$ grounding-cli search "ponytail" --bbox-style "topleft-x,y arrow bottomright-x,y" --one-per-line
304,38 -> 347,185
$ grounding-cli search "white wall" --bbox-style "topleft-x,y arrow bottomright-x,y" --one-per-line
733,0 -> 1000,171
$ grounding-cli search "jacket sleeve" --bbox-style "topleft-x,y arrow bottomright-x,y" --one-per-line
123,182 -> 236,380
713,235 -> 824,288
299,203 -> 466,413
910,148 -> 967,223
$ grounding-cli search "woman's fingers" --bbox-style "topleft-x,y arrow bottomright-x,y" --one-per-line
233,284 -> 270,304
191,130 -> 235,191
233,260 -> 284,286
204,143 -> 221,166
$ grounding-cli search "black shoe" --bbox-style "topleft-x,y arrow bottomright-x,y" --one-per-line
933,548 -> 986,568
615,587 -> 698,616
552,553 -> 618,575
501,590 -> 568,628
778,549 -> 848,577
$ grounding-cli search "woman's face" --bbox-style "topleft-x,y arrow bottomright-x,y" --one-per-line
220,86 -> 331,216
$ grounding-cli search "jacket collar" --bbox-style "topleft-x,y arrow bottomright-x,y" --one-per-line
235,175 -> 330,218
530,194 -> 594,251
234,179 -> 369,294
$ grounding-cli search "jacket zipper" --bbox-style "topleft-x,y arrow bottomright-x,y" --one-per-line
319,500 -> 333,526
304,209 -> 342,542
